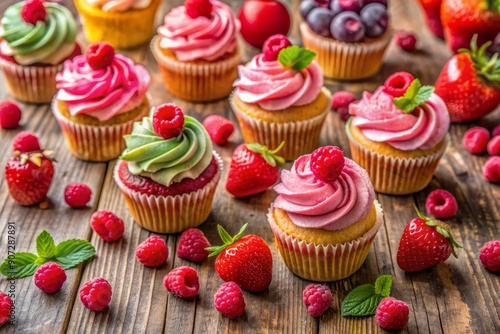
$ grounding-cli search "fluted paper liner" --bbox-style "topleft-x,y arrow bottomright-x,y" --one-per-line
300,22 -> 391,80
114,152 -> 223,234
268,201 -> 383,282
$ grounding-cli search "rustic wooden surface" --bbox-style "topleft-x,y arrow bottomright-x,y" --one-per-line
0,0 -> 499,333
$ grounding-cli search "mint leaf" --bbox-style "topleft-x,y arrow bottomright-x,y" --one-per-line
415,86 -> 434,105
0,252 -> 38,279
278,46 -> 316,71
36,230 -> 56,259
54,240 -> 96,269
374,275 -> 393,297
393,79 -> 435,113
341,284 -> 382,317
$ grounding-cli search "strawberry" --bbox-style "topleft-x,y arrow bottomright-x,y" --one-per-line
397,206 -> 462,272
225,142 -> 284,198
434,35 -> 500,122
206,224 -> 273,293
417,0 -> 444,39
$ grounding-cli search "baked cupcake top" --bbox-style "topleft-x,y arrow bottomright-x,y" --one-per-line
86,0 -> 151,12
349,72 -> 450,151
273,146 -> 374,231
55,43 -> 150,122
233,34 -> 323,111
157,0 -> 239,62
0,0 -> 77,65
120,103 -> 213,187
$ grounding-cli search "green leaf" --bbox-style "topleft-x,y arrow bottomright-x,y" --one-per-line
278,46 -> 316,71
217,225 -> 234,245
341,284 -> 382,317
54,240 -> 96,269
0,252 -> 38,279
36,230 -> 56,259
207,224 -> 249,258
374,275 -> 393,297
393,79 -> 434,113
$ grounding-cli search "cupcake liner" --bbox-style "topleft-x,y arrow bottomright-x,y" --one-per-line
300,22 -> 391,81
151,36 -> 241,102
113,153 -> 223,234
0,57 -> 63,104
230,88 -> 332,161
268,201 -> 383,282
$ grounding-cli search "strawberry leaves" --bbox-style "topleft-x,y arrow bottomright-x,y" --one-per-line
341,275 -> 393,317
206,223 -> 248,257
246,142 -> 285,167
278,46 -> 316,71
459,34 -> 500,85
393,79 -> 434,113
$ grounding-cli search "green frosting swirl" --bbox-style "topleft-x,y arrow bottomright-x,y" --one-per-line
120,111 -> 213,187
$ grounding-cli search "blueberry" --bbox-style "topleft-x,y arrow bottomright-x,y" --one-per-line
300,0 -> 319,20
330,11 -> 366,43
306,7 -> 335,37
360,3 -> 389,38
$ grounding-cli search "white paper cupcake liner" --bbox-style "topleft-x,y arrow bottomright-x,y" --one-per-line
268,201 -> 383,282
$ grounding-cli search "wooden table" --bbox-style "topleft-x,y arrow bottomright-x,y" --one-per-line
0,0 -> 499,333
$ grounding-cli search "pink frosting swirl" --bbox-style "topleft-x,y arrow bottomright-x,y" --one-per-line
55,54 -> 150,121
273,155 -> 375,231
349,87 -> 450,151
233,54 -> 323,111
157,0 -> 239,62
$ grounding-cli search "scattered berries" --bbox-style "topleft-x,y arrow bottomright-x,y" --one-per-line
12,131 -> 41,153
79,278 -> 112,311
34,262 -> 66,294
384,71 -> 415,97
152,104 -> 185,140
202,115 -> 235,145
302,284 -> 333,317
135,235 -> 169,267
310,146 -> 345,182
395,31 -> 417,52
214,282 -> 245,319
375,297 -> 410,330
487,136 -> 500,156
462,127 -> 490,154
262,34 -> 292,61
484,156 -> 500,183
185,0 -> 213,19
0,100 -> 21,129
425,189 -> 458,219
331,91 -> 356,121
163,266 -> 200,298
479,240 -> 500,272
21,0 -> 46,25
492,125 -> 500,138
64,183 -> 92,208
177,228 -> 211,262
90,210 -> 125,242
85,42 -> 115,70
0,291 -> 12,326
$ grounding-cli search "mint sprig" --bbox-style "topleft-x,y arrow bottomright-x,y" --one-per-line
393,79 -> 434,113
341,275 -> 393,317
0,230 -> 95,279
278,46 -> 316,71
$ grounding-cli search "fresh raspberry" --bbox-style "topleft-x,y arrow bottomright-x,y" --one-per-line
487,136 -> 500,156
152,104 -> 185,140
21,0 -> 46,25
262,34 -> 292,61
384,72 -> 415,97
185,0 -> 213,19
135,235 -> 169,267
375,297 -> 410,330
0,100 -> 21,129
395,31 -> 417,52
310,146 -> 345,182
79,277 -> 112,311
492,125 -> 500,138
12,131 -> 41,153
425,189 -> 458,219
462,127 -> 490,154
0,291 -> 12,326
302,284 -> 333,317
484,156 -> 500,183
85,42 -> 115,70
479,240 -> 500,272
163,266 -> 200,298
177,228 -> 211,262
34,262 -> 67,294
214,281 -> 245,319
202,115 -> 234,145
90,210 -> 125,242
331,91 -> 356,122
64,182 -> 92,208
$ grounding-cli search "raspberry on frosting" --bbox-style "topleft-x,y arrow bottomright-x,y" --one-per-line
85,42 -> 115,70
185,0 -> 213,18
262,34 -> 292,61
21,0 -> 47,25
152,104 -> 185,139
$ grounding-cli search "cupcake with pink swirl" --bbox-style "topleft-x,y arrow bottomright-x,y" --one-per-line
268,146 -> 383,281
346,72 -> 450,195
52,42 -> 151,161
230,34 -> 332,161
151,0 -> 241,102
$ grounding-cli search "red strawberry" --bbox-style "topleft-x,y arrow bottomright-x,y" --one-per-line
225,142 -> 284,198
417,0 -> 444,39
434,36 -> 500,122
206,224 -> 273,293
397,206 -> 462,272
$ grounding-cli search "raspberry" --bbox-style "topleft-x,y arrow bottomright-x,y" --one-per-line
214,281 -> 245,319
310,146 -> 345,182
163,266 -> 200,298
331,91 -> 356,122
21,0 -> 46,25
462,127 -> 490,154
492,125 -> 500,138
384,72 -> 415,97
79,277 -> 112,311
375,297 -> 410,330
64,182 -> 92,208
177,228 -> 211,262
395,31 -> 417,52
262,34 -> 292,61
479,240 -> 500,272
90,210 -> 125,242
185,0 -> 213,19
34,262 -> 67,294
425,189 -> 458,219
12,131 -> 41,153
202,115 -> 234,145
135,235 -> 169,267
152,104 -> 185,140
0,291 -> 12,326
85,42 -> 115,70
484,156 -> 500,183
487,136 -> 500,156
302,284 -> 333,317
0,100 -> 21,129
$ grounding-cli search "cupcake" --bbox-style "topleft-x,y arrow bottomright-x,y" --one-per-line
230,34 -> 332,161
151,0 -> 241,102
52,42 -> 151,162
268,146 -> 383,281
114,103 -> 223,234
0,0 -> 80,103
346,72 -> 450,195
299,1 -> 391,80
74,0 -> 162,49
